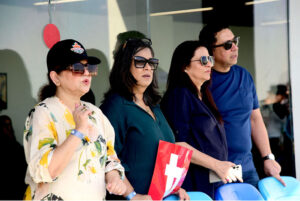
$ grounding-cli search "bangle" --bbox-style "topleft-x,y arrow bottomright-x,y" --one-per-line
126,191 -> 136,200
71,129 -> 84,140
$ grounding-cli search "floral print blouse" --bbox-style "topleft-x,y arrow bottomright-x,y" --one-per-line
23,97 -> 124,200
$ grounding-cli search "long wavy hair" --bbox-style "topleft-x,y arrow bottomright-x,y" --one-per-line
104,38 -> 161,106
166,40 -> 223,123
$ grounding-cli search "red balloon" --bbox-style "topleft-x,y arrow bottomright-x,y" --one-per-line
43,24 -> 60,48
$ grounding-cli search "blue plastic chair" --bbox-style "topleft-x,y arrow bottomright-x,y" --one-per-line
258,176 -> 300,200
164,191 -> 213,200
215,183 -> 264,200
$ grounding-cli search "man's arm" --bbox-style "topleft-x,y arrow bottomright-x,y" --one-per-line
251,108 -> 286,186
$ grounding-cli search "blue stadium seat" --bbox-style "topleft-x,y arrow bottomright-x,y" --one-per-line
258,176 -> 300,200
215,183 -> 264,200
164,191 -> 213,200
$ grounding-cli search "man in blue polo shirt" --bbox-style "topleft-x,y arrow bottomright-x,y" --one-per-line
199,23 -> 285,187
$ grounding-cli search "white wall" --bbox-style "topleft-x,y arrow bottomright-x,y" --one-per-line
0,0 -> 110,144
289,0 -> 300,179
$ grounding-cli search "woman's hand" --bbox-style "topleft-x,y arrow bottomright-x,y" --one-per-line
106,170 -> 127,195
73,104 -> 92,135
213,160 -> 243,184
131,194 -> 152,200
175,188 -> 190,201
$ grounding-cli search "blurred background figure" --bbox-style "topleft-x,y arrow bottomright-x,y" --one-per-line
257,84 -> 295,178
113,30 -> 146,59
0,115 -> 27,200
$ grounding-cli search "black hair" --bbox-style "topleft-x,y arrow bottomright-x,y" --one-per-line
166,40 -> 223,123
199,23 -> 229,55
113,31 -> 146,59
104,38 -> 161,106
81,89 -> 96,105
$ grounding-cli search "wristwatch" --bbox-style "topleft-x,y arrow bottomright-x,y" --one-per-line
262,153 -> 275,161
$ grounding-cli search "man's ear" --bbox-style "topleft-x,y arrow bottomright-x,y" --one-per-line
49,71 -> 60,86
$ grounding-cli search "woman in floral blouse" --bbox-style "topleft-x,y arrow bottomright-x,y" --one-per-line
23,39 -> 126,200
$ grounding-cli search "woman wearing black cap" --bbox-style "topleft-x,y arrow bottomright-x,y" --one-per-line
23,39 -> 126,200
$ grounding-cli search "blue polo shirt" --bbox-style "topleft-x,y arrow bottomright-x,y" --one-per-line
210,65 -> 259,172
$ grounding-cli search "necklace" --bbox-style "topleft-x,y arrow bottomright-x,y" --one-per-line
134,99 -> 155,120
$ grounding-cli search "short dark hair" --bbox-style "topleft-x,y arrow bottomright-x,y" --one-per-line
165,40 -> 223,123
113,31 -> 146,59
104,38 -> 161,106
199,23 -> 229,55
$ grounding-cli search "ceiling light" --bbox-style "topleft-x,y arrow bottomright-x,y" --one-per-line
34,0 -> 86,6
150,7 -> 213,17
245,0 -> 280,6
261,20 -> 287,26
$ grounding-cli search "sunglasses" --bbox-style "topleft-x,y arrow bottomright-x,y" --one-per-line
133,56 -> 159,70
66,63 -> 98,76
213,36 -> 240,50
123,38 -> 152,50
191,56 -> 214,66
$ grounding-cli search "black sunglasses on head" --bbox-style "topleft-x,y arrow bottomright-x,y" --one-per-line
133,56 -> 159,70
122,38 -> 152,50
213,36 -> 240,50
191,56 -> 214,66
66,63 -> 98,76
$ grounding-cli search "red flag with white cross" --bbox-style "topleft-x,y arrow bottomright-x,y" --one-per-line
148,140 -> 193,200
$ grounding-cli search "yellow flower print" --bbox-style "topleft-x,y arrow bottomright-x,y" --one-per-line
89,166 -> 97,174
24,186 -> 31,200
64,109 -> 75,127
38,138 -> 54,150
91,150 -> 96,157
84,136 -> 90,142
40,149 -> 51,167
66,129 -> 72,137
107,141 -> 115,156
48,121 -> 58,143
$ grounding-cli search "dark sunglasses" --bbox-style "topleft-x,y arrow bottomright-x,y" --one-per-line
123,38 -> 152,50
191,56 -> 214,66
133,56 -> 159,70
66,63 -> 98,76
213,36 -> 240,50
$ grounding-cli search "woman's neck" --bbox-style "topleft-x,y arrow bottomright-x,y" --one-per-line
56,90 -> 81,112
133,86 -> 146,103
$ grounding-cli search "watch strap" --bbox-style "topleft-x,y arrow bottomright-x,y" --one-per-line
71,129 -> 84,140
262,153 -> 275,161
126,191 -> 136,200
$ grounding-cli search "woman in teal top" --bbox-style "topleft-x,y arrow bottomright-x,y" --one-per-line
100,38 -> 189,200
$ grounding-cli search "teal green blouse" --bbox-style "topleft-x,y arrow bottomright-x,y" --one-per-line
100,93 -> 175,194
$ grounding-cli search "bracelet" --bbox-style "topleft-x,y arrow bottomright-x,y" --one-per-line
70,129 -> 84,140
126,191 -> 136,200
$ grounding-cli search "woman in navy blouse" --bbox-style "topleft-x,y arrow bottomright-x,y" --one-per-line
161,41 -> 243,198
100,38 -> 189,200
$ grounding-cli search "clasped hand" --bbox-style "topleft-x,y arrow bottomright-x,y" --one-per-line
106,170 -> 127,195
214,160 -> 243,184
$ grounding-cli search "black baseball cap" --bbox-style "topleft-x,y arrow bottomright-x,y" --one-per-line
47,39 -> 101,72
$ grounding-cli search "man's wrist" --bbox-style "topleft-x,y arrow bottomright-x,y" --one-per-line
262,153 -> 275,161
126,191 -> 136,200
